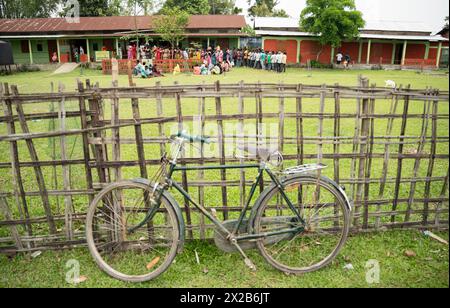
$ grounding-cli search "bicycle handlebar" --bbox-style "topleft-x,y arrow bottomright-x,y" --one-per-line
172,131 -> 212,144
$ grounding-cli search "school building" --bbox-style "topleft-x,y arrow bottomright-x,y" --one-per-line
254,17 -> 449,68
0,15 -> 246,64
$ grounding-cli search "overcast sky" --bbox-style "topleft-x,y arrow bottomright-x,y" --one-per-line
236,0 -> 449,31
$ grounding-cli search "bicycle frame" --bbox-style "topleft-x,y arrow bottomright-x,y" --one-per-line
129,160 -> 306,242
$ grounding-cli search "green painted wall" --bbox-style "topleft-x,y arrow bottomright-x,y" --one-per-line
6,39 -> 49,64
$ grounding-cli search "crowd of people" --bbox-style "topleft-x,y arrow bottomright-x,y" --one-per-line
125,43 -> 290,78
242,49 -> 288,73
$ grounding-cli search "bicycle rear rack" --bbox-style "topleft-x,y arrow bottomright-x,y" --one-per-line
282,163 -> 327,175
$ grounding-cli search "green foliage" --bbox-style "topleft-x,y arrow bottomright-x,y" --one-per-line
160,0 -> 210,15
247,0 -> 287,17
241,24 -> 256,37
153,7 -> 190,48
309,60 -> 333,69
300,0 -> 365,48
16,64 -> 42,73
208,0 -> 241,14
0,0 -> 60,18
117,0 -> 160,15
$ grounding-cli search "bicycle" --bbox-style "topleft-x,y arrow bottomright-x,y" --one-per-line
86,131 -> 352,282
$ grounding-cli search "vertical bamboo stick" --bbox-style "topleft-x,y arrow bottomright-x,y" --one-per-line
237,81 -> 246,209
363,84 -> 376,228
215,80 -> 229,221
0,196 -> 23,250
77,81 -> 95,204
376,86 -> 400,229
391,84 -> 411,222
1,83 -> 32,239
58,83 -> 74,240
197,82 -> 206,239
405,89 -> 432,222
175,81 -> 193,239
12,85 -> 57,235
423,93 -> 439,225
353,78 -> 370,228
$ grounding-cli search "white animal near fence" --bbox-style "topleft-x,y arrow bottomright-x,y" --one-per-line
385,80 -> 396,88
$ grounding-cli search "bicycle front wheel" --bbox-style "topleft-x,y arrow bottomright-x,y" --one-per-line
86,181 -> 180,282
253,175 -> 350,274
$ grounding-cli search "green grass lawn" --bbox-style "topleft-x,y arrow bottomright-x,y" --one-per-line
0,230 -> 448,288
0,67 -> 448,288
1,67 -> 449,92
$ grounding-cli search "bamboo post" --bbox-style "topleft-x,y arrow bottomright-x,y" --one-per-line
353,77 -> 369,228
391,84 -> 411,223
1,83 -> 32,239
0,196 -> 23,250
175,81 -> 193,239
237,81 -> 246,209
363,84 -> 376,228
197,82 -> 206,239
405,89 -> 432,222
423,92 -> 439,225
77,81 -> 95,204
215,80 -> 229,220
58,83 -> 74,240
12,85 -> 57,235
376,85 -> 401,229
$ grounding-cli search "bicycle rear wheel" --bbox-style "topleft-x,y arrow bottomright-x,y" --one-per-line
86,181 -> 180,282
252,175 -> 350,274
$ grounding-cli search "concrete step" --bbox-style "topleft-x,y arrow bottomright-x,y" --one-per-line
52,63 -> 81,75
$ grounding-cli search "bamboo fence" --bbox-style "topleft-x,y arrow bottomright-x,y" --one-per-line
0,77 -> 448,254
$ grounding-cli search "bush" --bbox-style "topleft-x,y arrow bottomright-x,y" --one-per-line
309,60 -> 333,69
16,64 -> 41,73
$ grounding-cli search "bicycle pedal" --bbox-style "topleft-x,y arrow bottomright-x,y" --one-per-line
244,258 -> 257,271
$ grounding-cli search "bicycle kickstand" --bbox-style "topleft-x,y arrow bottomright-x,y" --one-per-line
230,237 -> 257,271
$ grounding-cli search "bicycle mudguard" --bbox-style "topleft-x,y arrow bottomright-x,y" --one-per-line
131,178 -> 186,253
247,174 -> 352,234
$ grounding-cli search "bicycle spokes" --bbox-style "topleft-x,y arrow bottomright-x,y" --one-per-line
254,178 -> 349,273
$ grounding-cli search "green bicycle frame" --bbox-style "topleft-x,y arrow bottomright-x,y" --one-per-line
129,161 -> 306,241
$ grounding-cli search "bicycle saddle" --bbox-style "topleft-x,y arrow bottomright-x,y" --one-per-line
237,144 -> 280,161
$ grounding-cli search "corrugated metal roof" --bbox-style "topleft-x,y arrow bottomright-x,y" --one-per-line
363,20 -> 433,33
256,30 -> 313,37
360,33 -> 448,41
256,30 -> 448,42
254,17 -> 436,33
254,17 -> 299,29
0,15 -> 247,33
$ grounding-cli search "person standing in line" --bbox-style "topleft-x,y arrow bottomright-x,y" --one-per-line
260,50 -> 266,70
274,52 -> 280,73
267,51 -> 272,71
254,50 -> 260,69
281,52 -> 287,73
243,49 -> 248,67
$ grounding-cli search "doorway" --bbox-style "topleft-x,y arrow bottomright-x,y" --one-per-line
394,43 -> 404,65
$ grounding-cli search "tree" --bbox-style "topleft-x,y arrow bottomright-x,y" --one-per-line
300,0 -> 365,61
119,0 -> 161,15
241,24 -> 256,37
153,7 -> 190,50
208,0 -> 240,15
444,16 -> 449,30
160,0 -> 210,15
0,0 -> 61,18
247,0 -> 288,17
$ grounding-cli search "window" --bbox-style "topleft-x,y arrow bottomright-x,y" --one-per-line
21,40 -> 29,53
37,43 -> 43,52
93,43 -> 99,51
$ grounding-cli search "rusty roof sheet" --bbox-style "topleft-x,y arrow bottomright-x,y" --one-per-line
0,15 -> 246,33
